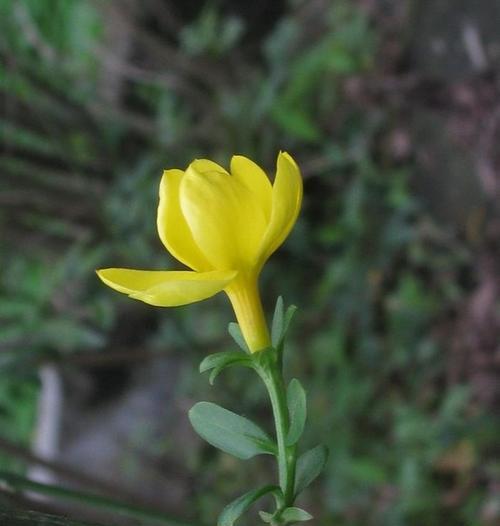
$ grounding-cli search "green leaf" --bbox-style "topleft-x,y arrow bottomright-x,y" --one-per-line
294,445 -> 328,496
271,297 -> 298,349
280,507 -> 313,523
189,402 -> 276,459
208,367 -> 224,385
286,379 -> 307,446
199,351 -> 252,384
200,351 -> 247,373
283,305 -> 298,337
228,322 -> 250,353
258,511 -> 274,523
218,485 -> 279,526
271,296 -> 284,347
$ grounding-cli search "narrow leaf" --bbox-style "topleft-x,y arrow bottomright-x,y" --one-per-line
228,322 -> 250,353
283,305 -> 298,337
218,485 -> 279,526
200,351 -> 252,385
189,402 -> 276,459
280,507 -> 313,523
271,296 -> 284,348
286,379 -> 307,446
208,366 -> 224,385
199,351 -> 250,373
258,511 -> 274,523
294,445 -> 328,496
280,507 -> 313,524
273,300 -> 298,350
208,364 -> 230,385
0,470 -> 196,526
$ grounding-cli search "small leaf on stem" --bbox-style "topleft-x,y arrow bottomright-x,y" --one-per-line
294,444 -> 329,496
280,507 -> 313,522
285,379 -> 307,446
228,322 -> 250,353
283,305 -> 298,337
189,402 -> 276,459
271,297 -> 298,350
199,352 -> 252,386
271,296 -> 284,348
258,510 -> 275,523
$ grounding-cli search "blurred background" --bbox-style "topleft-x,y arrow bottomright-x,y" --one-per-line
1,0 -> 499,525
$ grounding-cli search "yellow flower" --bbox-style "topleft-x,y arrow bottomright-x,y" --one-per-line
97,152 -> 302,352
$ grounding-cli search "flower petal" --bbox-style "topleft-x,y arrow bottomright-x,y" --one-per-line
258,151 -> 303,265
230,155 -> 272,221
190,159 -> 229,175
97,268 -> 237,306
157,169 -> 211,272
180,163 -> 268,270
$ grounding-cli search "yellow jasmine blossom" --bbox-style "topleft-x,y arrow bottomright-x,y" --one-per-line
97,152 -> 302,352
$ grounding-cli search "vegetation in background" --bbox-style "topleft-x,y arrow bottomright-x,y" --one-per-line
1,1 -> 499,525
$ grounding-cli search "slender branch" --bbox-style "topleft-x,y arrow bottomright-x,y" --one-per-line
0,508 -> 108,526
0,437 -> 122,496
0,436 -> 188,518
0,471 -> 202,526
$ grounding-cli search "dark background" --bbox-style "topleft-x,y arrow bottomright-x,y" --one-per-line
1,1 -> 499,525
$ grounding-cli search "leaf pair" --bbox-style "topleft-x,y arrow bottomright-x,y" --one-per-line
200,297 -> 298,387
218,484 -> 317,526
218,485 -> 280,526
216,485 -> 317,526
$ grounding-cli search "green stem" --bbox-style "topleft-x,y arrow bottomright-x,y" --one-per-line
255,352 -> 297,508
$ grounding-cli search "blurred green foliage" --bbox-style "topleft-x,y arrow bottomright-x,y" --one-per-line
1,1 -> 498,525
